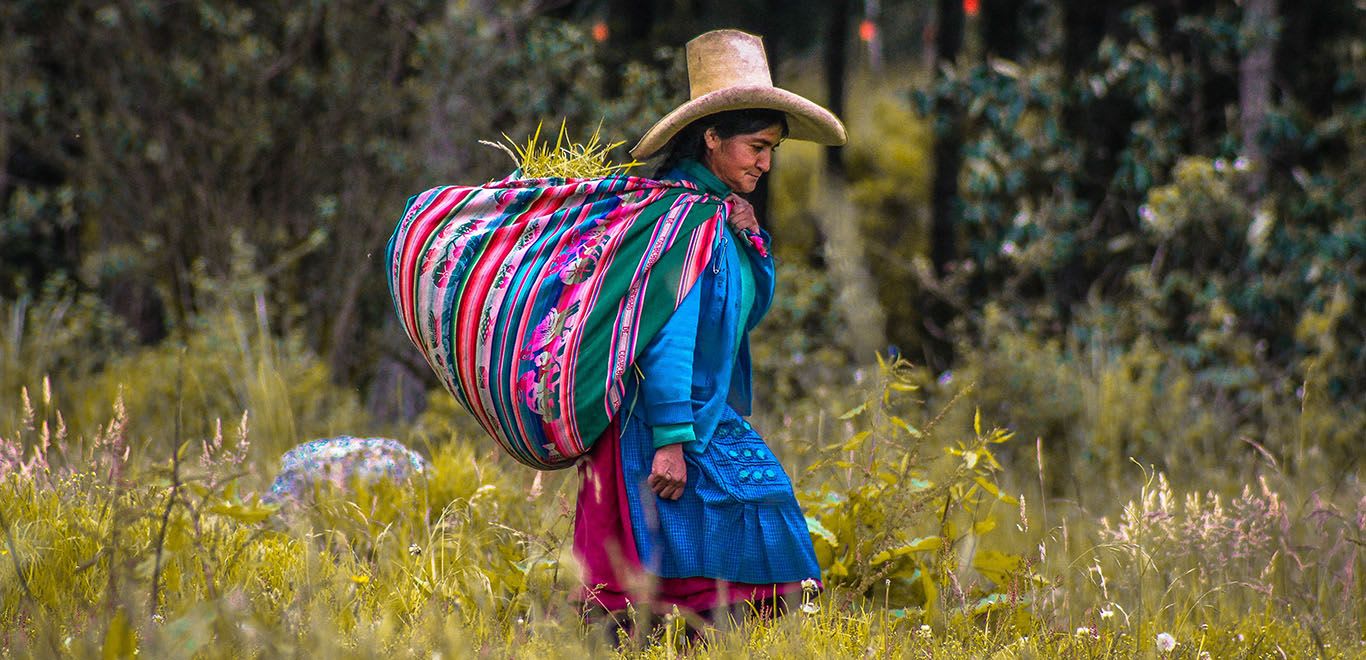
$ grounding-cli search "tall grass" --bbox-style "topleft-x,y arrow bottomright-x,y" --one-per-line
2,314 -> 1360,656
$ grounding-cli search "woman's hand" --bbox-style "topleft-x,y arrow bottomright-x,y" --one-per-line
648,444 -> 687,500
725,194 -> 760,235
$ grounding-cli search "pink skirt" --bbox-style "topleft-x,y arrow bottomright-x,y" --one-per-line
572,419 -> 807,614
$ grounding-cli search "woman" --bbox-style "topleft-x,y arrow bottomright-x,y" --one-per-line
573,29 -> 846,631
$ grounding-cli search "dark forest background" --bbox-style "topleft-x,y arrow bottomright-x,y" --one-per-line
2,0 -> 1362,485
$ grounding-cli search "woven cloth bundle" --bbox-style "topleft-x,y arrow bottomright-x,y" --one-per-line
387,174 -> 725,470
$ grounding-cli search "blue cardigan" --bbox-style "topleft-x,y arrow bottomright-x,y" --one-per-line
625,159 -> 776,453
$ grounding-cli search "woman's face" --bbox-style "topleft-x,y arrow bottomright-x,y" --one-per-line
702,124 -> 784,194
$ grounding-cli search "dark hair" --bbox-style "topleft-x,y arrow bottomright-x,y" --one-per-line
653,108 -> 790,178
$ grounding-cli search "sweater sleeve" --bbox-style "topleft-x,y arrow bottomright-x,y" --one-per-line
635,280 -> 703,447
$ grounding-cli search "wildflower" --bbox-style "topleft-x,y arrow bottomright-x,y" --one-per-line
1001,240 -> 1019,256
1234,156 -> 1250,171
801,578 -> 819,591
1076,627 -> 1091,636
937,370 -> 953,386
800,601 -> 819,614
1214,158 -> 1228,173
409,543 -> 422,556
1100,608 -> 1115,620
1156,632 -> 1177,652
919,624 -> 932,635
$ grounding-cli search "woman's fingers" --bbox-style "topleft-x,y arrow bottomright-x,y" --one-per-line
725,194 -> 759,233
649,444 -> 687,499
646,470 -> 686,499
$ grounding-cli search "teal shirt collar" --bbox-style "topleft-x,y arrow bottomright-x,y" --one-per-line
666,158 -> 732,198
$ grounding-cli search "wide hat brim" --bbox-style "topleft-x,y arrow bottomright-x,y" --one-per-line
630,86 -> 848,160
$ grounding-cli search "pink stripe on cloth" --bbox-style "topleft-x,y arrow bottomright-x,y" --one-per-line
572,419 -> 808,614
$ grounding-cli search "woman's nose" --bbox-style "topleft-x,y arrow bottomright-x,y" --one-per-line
757,150 -> 772,172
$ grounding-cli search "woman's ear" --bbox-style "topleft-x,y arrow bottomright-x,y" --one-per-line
703,127 -> 720,151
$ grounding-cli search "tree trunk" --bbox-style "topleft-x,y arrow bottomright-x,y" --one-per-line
824,0 -> 851,176
981,0 -> 1025,60
1239,0 -> 1277,198
929,0 -> 963,276
918,0 -> 965,373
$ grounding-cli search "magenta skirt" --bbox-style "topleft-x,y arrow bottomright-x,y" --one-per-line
572,419 -> 808,614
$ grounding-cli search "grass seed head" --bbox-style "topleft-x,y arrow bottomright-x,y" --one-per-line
482,120 -> 640,179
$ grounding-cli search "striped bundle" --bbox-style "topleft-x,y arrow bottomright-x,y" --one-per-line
387,175 -> 724,470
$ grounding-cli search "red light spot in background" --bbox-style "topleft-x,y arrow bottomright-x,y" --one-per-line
592,21 -> 609,42
964,0 -> 980,17
858,20 -> 877,42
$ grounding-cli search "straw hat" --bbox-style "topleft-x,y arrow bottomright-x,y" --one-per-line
630,29 -> 847,160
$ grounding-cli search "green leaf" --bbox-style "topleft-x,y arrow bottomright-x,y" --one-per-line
840,431 -> 871,452
869,536 -> 942,565
889,416 -> 921,437
973,476 -> 1018,505
971,549 -> 1024,584
969,593 -> 1026,616
806,516 -> 839,549
972,516 -> 998,535
906,478 -> 932,491
208,499 -> 277,524
838,403 -> 867,420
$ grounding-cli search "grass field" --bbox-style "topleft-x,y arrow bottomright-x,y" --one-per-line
1,297 -> 1362,658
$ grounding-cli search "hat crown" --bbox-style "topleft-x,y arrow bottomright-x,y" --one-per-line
686,30 -> 773,99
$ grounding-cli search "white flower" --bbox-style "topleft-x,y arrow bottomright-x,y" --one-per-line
1100,608 -> 1115,620
800,601 -> 819,615
919,624 -> 932,635
801,578 -> 819,591
1156,632 -> 1177,652
1076,627 -> 1091,636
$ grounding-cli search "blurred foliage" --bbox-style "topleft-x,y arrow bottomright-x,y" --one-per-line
0,0 -> 683,388
909,3 -> 1364,395
938,305 -> 1365,502
886,2 -> 1366,485
3,234 -> 369,470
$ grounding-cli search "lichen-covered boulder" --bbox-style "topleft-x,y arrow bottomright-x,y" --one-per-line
265,436 -> 428,504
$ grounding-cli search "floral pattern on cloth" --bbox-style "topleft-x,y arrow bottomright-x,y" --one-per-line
387,176 -> 726,470
266,436 -> 429,504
